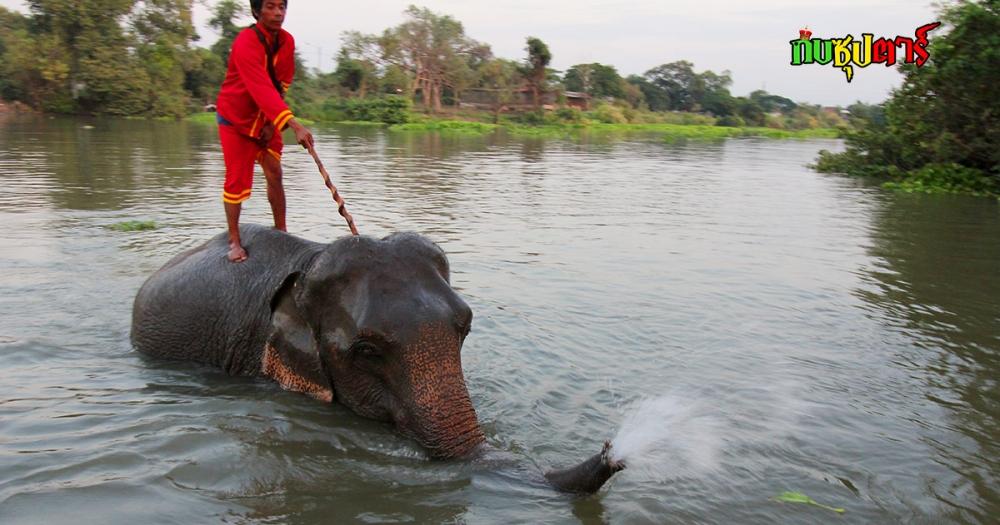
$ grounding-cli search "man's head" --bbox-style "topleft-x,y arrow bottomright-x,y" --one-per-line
250,0 -> 286,32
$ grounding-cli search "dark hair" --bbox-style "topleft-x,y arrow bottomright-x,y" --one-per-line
249,0 -> 286,20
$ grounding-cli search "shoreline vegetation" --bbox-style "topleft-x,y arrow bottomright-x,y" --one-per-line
811,1 -> 998,199
187,110 -> 840,141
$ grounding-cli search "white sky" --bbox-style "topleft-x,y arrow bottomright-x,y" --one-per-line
1,0 -> 942,106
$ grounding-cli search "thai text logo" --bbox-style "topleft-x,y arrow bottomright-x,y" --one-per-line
790,23 -> 940,82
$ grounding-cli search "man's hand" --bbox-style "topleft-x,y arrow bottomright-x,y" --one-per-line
287,118 -> 314,150
259,122 -> 275,143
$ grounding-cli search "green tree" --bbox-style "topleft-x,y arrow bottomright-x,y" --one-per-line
815,0 -> 999,195
334,49 -> 375,97
563,63 -> 624,99
698,69 -> 734,116
523,36 -> 551,109
643,60 -> 701,111
749,89 -> 797,114
208,0 -> 245,67
626,74 -> 669,111
130,0 -> 199,116
23,0 -> 149,114
477,58 -> 520,123
382,5 -> 490,112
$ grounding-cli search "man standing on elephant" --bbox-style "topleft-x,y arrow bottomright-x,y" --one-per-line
216,0 -> 314,262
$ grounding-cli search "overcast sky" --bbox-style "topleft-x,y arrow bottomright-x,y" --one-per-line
1,0 -> 943,106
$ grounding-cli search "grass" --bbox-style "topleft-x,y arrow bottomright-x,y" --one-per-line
389,120 -> 499,134
187,112 -> 316,126
187,112 -> 217,124
331,120 -> 389,127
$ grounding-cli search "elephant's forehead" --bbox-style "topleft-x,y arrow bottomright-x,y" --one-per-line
331,269 -> 462,334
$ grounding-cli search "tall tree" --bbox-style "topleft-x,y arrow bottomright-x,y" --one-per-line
131,0 -> 199,116
346,6 -> 490,112
524,36 -> 551,109
25,0 -> 150,114
626,74 -> 668,111
334,48 -> 375,98
208,0 -> 245,67
643,60 -> 701,111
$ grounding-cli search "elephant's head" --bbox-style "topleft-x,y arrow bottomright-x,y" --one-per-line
265,233 -> 485,459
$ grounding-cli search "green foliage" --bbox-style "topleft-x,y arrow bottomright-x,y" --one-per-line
552,106 -> 584,124
513,110 -> 546,125
563,63 -> 626,99
208,0 -> 246,67
883,163 -> 998,197
716,115 -> 745,127
185,47 -> 225,104
750,90 -> 797,113
642,61 -> 701,111
109,220 -> 157,232
476,57 -> 521,123
390,120 -> 497,134
323,95 -> 412,124
523,37 -> 551,108
813,0 -> 999,197
588,103 -> 628,124
771,491 -> 845,514
186,111 -> 218,124
368,5 -> 491,113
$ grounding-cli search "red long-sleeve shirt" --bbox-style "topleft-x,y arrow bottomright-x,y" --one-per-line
216,22 -> 296,139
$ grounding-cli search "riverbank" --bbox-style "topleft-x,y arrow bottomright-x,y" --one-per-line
187,111 -> 840,141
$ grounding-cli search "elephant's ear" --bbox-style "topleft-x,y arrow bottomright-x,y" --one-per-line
263,272 -> 334,403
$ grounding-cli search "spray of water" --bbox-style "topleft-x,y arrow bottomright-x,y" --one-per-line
609,395 -> 722,478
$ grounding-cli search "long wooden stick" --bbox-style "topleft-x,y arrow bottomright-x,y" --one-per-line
306,144 -> 358,236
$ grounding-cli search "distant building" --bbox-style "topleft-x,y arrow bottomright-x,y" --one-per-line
563,91 -> 591,110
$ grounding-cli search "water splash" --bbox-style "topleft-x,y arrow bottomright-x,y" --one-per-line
610,395 -> 721,478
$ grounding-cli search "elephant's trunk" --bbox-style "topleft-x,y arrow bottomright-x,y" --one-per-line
401,377 -> 486,459
396,326 -> 486,459
544,440 -> 626,494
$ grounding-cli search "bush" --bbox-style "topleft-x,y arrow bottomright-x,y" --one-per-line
513,110 -> 546,125
322,95 -> 412,124
716,115 -> 745,127
883,163 -> 999,197
552,106 -> 584,124
589,103 -> 628,124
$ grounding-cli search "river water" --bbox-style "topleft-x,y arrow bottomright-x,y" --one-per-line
0,115 -> 997,524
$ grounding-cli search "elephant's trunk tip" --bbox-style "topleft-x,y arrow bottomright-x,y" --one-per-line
601,439 -> 627,474
544,439 -> 627,495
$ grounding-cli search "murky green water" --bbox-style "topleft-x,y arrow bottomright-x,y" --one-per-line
0,114 -> 997,524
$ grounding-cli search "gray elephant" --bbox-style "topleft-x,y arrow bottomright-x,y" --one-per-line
131,224 -> 623,493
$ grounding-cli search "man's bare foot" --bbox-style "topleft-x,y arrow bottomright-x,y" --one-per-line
228,242 -> 248,262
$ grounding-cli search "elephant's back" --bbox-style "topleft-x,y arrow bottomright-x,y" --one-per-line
131,225 -> 322,375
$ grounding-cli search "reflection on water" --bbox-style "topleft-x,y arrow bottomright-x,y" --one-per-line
857,194 -> 1000,523
0,113 -> 998,524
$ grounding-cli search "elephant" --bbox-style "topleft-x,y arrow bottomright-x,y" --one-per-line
131,224 -> 623,494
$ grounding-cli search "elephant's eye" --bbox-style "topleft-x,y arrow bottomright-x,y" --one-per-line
351,341 -> 382,359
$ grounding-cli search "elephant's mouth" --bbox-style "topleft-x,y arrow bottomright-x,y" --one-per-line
393,402 -> 486,459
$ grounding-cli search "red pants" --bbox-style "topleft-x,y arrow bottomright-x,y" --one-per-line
219,124 -> 283,204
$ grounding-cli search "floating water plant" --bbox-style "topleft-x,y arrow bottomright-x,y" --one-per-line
110,220 -> 157,232
772,491 -> 845,514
